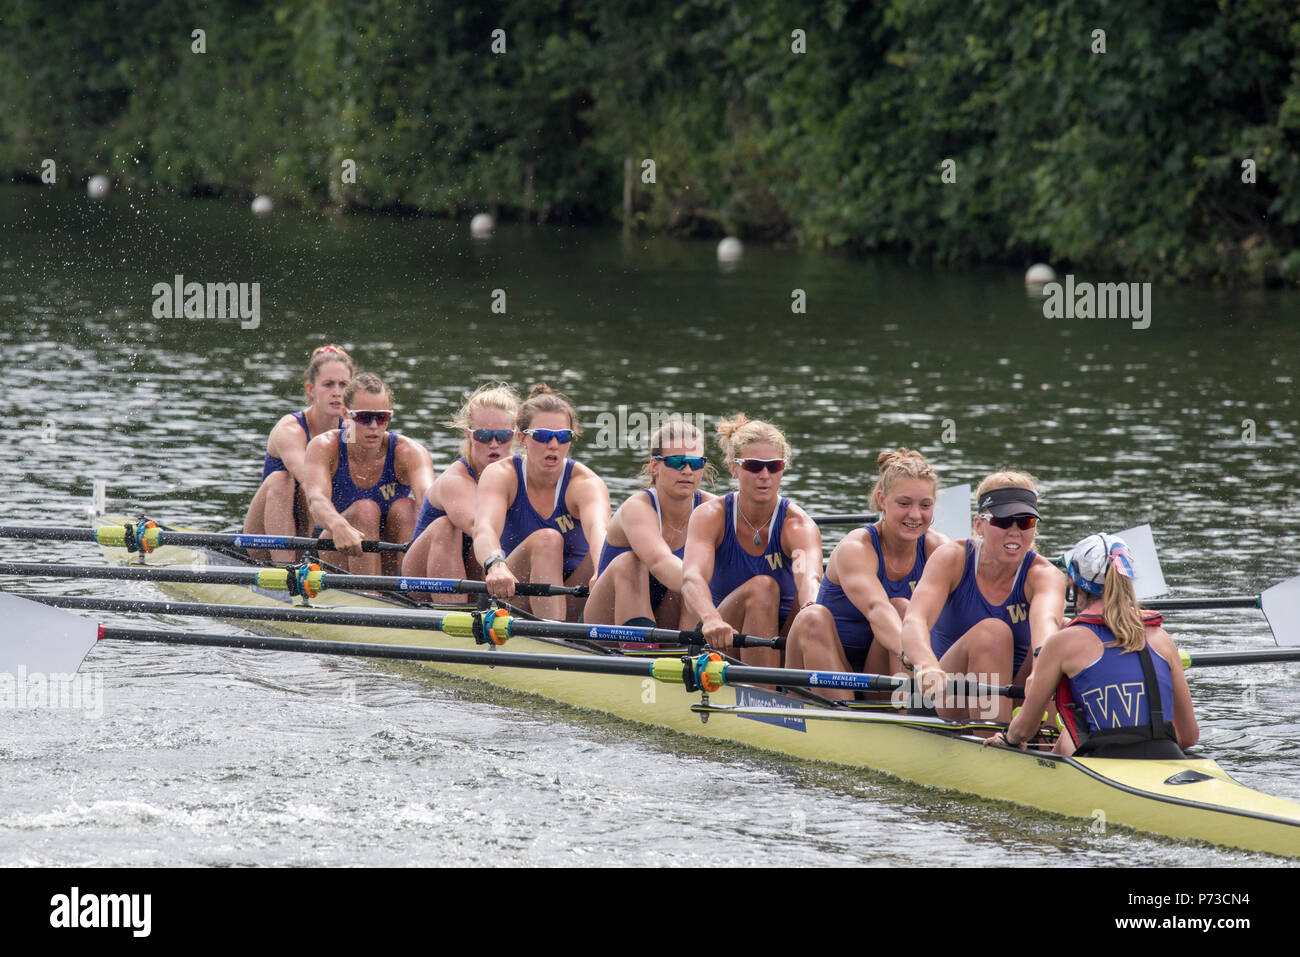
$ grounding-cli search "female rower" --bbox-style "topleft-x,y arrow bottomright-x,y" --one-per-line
583,420 -> 718,629
681,415 -> 822,668
987,533 -> 1197,756
784,448 -> 946,700
900,472 -> 1066,724
303,373 -> 435,576
402,383 -> 521,600
474,384 -> 610,622
242,344 -> 353,563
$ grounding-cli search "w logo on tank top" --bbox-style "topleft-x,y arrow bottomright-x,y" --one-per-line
765,554 -> 784,571
555,514 -> 575,533
1006,603 -> 1028,624
379,482 -> 397,501
1082,683 -> 1146,728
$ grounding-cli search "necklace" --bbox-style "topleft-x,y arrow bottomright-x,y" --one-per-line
738,500 -> 773,546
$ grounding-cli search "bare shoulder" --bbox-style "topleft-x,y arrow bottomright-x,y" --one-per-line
478,457 -> 517,491
616,489 -> 656,520
438,458 -> 475,489
689,496 -> 727,529
830,527 -> 872,560
1145,626 -> 1181,662
929,538 -> 969,569
569,461 -> 606,485
923,529 -> 949,554
308,429 -> 340,454
395,434 -> 431,461
1026,553 -> 1067,587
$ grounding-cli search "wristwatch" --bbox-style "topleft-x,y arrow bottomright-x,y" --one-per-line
483,552 -> 507,574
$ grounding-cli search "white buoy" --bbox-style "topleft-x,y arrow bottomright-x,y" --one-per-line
470,212 -> 495,238
251,195 -> 274,216
1025,262 -> 1056,286
87,175 -> 110,200
717,236 -> 743,263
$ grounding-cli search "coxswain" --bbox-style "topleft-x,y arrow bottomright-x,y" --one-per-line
986,533 -> 1198,756
474,384 -> 610,621
242,344 -> 353,563
681,414 -> 822,667
303,372 -> 434,575
784,448 -> 946,700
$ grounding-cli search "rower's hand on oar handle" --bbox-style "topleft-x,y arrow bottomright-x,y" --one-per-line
915,666 -> 946,711
328,522 -> 365,557
700,616 -> 734,653
485,560 -> 518,600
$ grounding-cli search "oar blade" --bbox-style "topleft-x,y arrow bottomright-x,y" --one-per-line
1261,575 -> 1300,647
0,593 -> 99,676
933,484 -> 971,541
1116,524 -> 1167,600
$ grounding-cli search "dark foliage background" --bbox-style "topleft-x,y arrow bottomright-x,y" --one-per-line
3,0 -> 1297,283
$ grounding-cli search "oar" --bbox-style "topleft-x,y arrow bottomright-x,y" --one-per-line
0,594 -> 1004,697
0,561 -> 587,599
9,593 -> 782,649
0,523 -> 408,554
808,484 -> 971,541
1182,648 -> 1300,668
1097,574 -> 1300,645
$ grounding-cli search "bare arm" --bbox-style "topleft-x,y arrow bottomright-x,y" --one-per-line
1151,628 -> 1200,749
622,496 -> 685,592
396,437 -> 436,510
268,413 -> 312,483
681,501 -> 726,646
303,433 -> 360,555
438,467 -> 480,536
780,505 -> 823,610
567,465 -> 611,582
1024,557 -> 1068,658
833,533 -> 906,657
900,540 -> 966,679
1002,627 -> 1075,746
472,459 -> 517,598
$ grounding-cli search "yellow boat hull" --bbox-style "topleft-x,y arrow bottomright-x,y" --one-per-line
95,521 -> 1300,857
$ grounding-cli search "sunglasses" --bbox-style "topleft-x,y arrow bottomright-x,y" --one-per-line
522,428 -> 574,445
734,458 -> 786,474
472,428 -> 514,444
981,513 -> 1038,530
347,409 -> 393,427
654,454 -> 707,471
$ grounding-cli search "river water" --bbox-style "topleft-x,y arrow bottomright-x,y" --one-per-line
0,183 -> 1297,866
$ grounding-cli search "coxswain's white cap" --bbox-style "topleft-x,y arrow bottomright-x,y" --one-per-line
1066,533 -> 1135,596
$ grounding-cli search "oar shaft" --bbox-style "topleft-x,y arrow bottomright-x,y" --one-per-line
1185,648 -> 1300,668
20,594 -> 777,650
96,626 -> 663,677
0,524 -> 406,552
1142,597 -> 1260,610
0,562 -> 587,599
24,594 -> 451,632
807,513 -> 878,526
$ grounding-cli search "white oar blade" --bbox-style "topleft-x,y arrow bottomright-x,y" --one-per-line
1115,524 -> 1167,600
934,483 -> 971,541
0,593 -> 99,676
1261,576 -> 1300,647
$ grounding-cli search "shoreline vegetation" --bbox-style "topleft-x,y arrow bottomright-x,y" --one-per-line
3,0 -> 1297,286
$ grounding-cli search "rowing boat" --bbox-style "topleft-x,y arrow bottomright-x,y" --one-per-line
87,516 -> 1300,857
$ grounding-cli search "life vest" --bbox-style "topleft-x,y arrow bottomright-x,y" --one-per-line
1055,613 -> 1184,759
